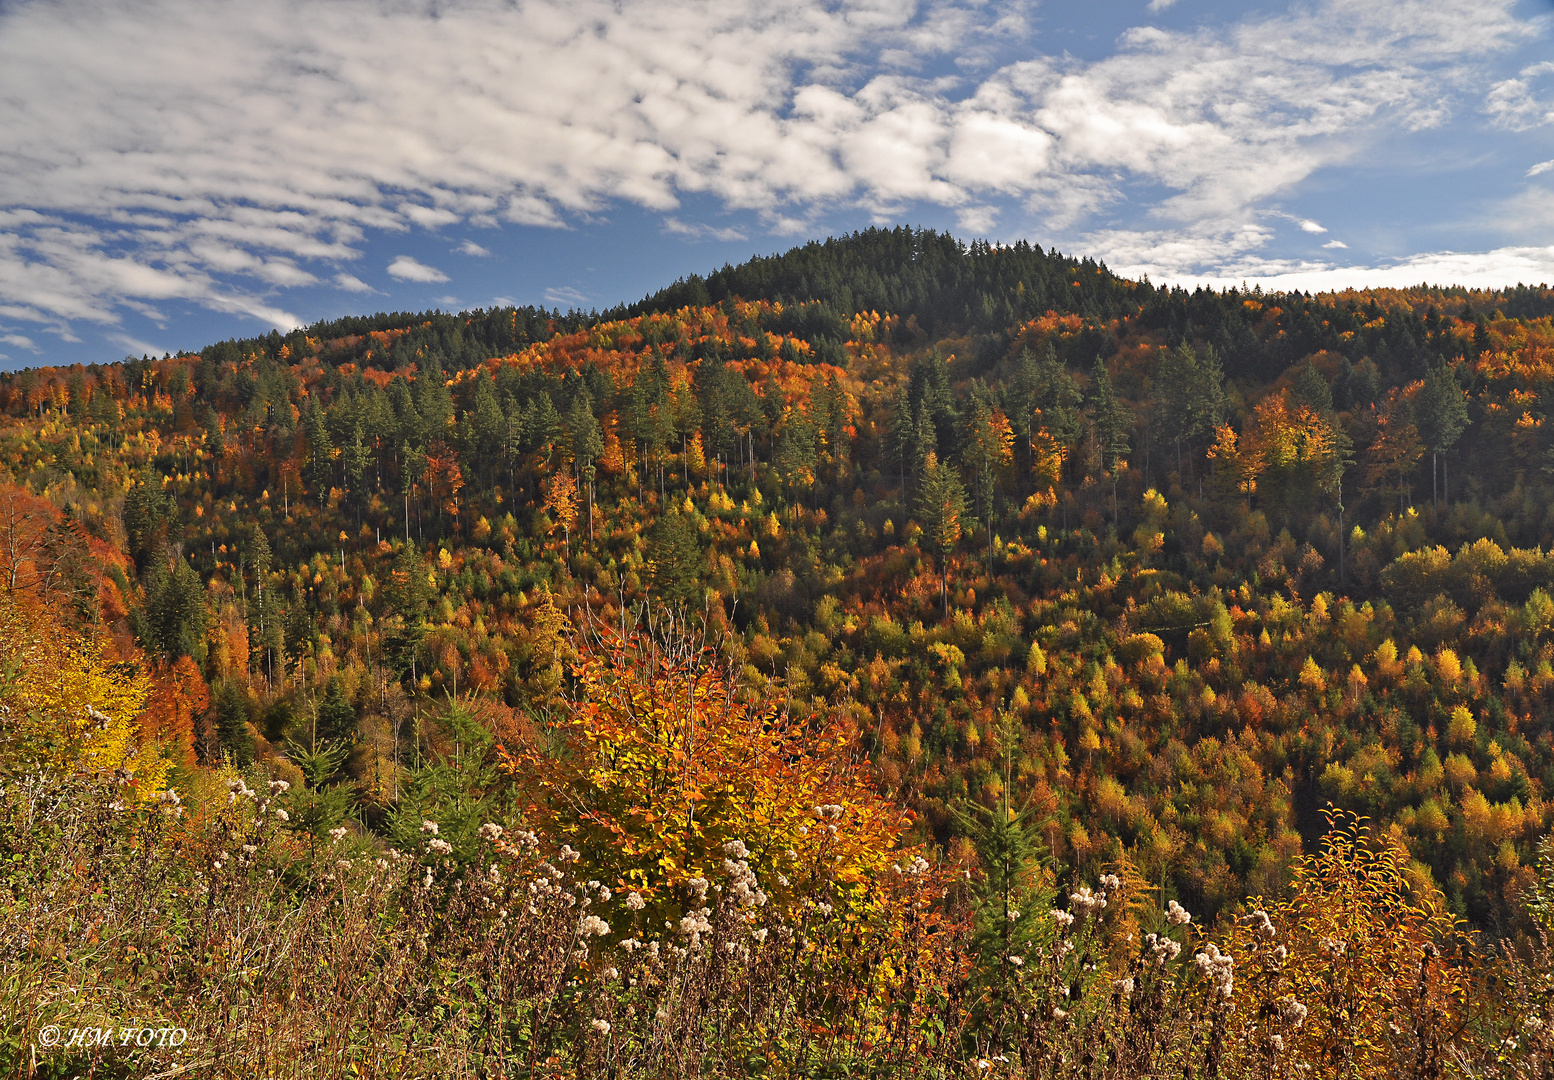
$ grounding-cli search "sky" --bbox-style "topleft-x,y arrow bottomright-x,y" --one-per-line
3,0 -> 1554,369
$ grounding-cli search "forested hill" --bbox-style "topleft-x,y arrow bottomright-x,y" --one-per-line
10,226 -> 1554,936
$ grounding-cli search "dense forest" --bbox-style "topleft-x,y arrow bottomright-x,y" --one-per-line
10,227 -> 1554,1076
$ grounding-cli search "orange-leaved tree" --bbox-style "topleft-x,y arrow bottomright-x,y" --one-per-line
500,607 -> 912,930
1223,808 -> 1469,1078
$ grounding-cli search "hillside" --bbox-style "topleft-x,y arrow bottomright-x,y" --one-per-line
11,226 -> 1554,1073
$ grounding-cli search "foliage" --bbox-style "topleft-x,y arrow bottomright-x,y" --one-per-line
503,608 -> 910,929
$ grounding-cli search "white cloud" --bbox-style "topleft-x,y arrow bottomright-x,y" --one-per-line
457,240 -> 492,256
386,256 -> 448,283
544,286 -> 589,307
334,272 -> 376,293
1147,0 -> 1179,11
1298,219 -> 1327,234
1487,62 -> 1554,130
1322,239 -> 1348,249
107,331 -> 166,357
1529,160 -> 1554,177
663,218 -> 749,242
1105,232 -> 1554,291
0,0 -> 1538,338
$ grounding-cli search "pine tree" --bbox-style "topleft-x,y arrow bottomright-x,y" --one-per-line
1088,357 -> 1132,521
953,717 -> 1054,1047
316,675 -> 356,745
647,509 -> 702,607
211,678 -> 254,766
1419,363 -> 1469,506
917,451 -> 968,613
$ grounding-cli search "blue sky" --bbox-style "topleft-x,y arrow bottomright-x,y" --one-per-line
2,0 -> 1554,369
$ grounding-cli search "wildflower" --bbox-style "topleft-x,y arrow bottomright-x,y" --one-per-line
478,823 -> 504,842
1269,1035 -> 1285,1052
1194,943 -> 1234,998
815,902 -> 833,916
1115,976 -> 1135,995
975,1060 -> 992,1071
275,808 -> 290,822
578,914 -> 611,938
428,838 -> 453,856
910,855 -> 930,874
655,1005 -> 671,1023
268,779 -> 290,793
621,938 -> 642,952
1526,1015 -> 1546,1034
751,928 -> 768,943
625,891 -> 646,911
1069,886 -> 1106,914
375,859 -> 389,871
602,967 -> 619,980
1008,955 -> 1024,967
329,826 -> 348,842
1273,945 -> 1289,965
723,839 -> 750,859
559,844 -> 581,862
241,844 -> 257,854
336,859 -> 351,870
590,1019 -> 611,1035
1279,996 -> 1308,1028
1251,910 -> 1275,939
1166,900 -> 1191,926
1100,872 -> 1122,892
1051,908 -> 1076,928
420,820 -> 439,835
1053,1007 -> 1068,1020
688,876 -> 709,903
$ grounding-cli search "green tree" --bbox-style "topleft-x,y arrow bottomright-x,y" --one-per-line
1088,357 -> 1132,521
954,719 -> 1054,1050
343,423 -> 369,521
1419,363 -> 1469,506
647,509 -> 702,607
122,466 -> 176,567
316,675 -> 357,745
132,553 -> 209,663
211,678 -> 254,766
567,390 -> 604,544
917,452 -> 968,613
303,400 -> 334,506
281,737 -> 355,844
1156,343 -> 1225,477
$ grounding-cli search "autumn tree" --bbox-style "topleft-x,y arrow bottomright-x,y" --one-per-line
542,469 -> 579,563
1224,810 -> 1469,1078
500,611 -> 911,930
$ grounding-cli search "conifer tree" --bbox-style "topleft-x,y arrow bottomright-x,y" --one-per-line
1088,357 -> 1132,521
917,451 -> 968,613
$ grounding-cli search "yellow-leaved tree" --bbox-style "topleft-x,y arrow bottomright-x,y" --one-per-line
1223,809 -> 1469,1078
0,593 -> 168,795
500,608 -> 912,930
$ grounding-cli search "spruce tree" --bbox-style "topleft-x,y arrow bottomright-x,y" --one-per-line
917,452 -> 968,613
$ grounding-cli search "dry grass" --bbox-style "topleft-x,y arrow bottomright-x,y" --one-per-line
2,772 -> 1553,1079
